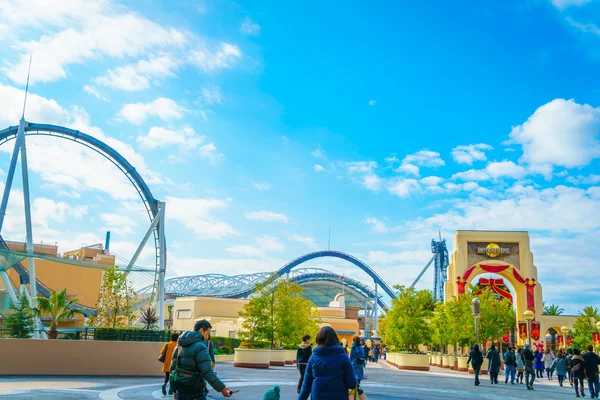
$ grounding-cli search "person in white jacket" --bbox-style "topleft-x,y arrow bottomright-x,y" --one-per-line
541,349 -> 556,380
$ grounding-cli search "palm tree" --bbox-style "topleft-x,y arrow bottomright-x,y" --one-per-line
543,303 -> 564,316
140,306 -> 159,330
34,289 -> 81,339
580,306 -> 600,319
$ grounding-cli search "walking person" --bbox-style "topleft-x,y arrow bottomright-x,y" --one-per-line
523,344 -> 536,390
203,334 -> 216,397
572,348 -> 587,398
503,346 -> 517,384
298,326 -> 357,400
360,339 -> 368,367
567,348 -> 575,387
516,348 -> 525,384
534,348 -> 544,378
467,344 -> 484,386
374,345 -> 380,363
296,334 -> 312,395
350,336 -> 366,392
159,332 -> 180,396
543,348 -> 556,380
486,344 -> 501,384
583,344 -> 600,398
551,352 -> 568,387
170,320 -> 232,399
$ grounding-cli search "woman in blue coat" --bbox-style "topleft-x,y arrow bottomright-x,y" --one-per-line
349,336 -> 365,384
298,327 -> 357,400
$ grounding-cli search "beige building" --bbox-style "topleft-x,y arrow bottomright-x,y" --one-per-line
172,293 -> 360,343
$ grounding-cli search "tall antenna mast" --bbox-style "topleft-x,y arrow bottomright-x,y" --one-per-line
21,55 -> 32,119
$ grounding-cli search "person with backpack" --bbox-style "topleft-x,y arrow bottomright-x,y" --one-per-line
572,348 -> 587,398
159,332 -> 180,396
170,320 -> 231,399
350,336 -> 366,387
503,346 -> 517,384
523,344 -> 536,390
551,352 -> 568,387
296,334 -> 312,394
516,348 -> 525,384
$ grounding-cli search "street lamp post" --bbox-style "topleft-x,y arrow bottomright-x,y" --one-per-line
472,298 -> 481,347
524,310 -> 534,346
561,326 -> 569,350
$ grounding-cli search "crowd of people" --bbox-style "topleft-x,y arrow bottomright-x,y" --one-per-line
156,320 -> 600,399
467,342 -> 600,398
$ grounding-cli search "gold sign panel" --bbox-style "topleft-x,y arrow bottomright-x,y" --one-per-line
467,242 -> 520,269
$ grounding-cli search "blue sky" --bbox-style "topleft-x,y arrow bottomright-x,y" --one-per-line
0,0 -> 599,314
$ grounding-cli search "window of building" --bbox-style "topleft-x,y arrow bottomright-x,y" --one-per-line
211,329 -> 217,336
177,309 -> 192,319
229,331 -> 237,338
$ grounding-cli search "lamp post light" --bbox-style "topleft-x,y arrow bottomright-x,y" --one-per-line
524,310 -> 535,346
472,298 -> 481,347
561,326 -> 569,350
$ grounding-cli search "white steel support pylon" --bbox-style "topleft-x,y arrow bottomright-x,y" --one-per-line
157,201 -> 166,330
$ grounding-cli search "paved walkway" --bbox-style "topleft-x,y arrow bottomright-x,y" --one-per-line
0,361 -> 579,399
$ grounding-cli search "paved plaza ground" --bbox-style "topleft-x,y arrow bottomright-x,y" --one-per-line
0,361 -> 580,399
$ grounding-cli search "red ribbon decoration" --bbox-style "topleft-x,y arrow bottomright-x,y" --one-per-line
478,278 -> 513,303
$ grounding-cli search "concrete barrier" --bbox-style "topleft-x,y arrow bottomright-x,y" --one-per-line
0,339 -> 233,376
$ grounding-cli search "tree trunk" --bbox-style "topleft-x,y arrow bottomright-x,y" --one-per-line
49,323 -> 58,340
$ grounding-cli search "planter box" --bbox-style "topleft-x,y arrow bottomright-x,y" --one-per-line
233,348 -> 271,369
387,353 -> 430,371
284,349 -> 296,366
468,357 -> 489,375
215,355 -> 234,362
442,355 -> 451,369
270,349 -> 286,367
457,356 -> 469,372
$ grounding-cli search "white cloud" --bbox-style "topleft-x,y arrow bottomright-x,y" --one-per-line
100,213 -> 138,235
369,100 -> 376,106
420,176 -> 444,186
240,17 -> 261,36
256,235 -> 284,252
402,149 -> 445,168
4,8 -> 187,85
199,142 -> 225,165
313,164 -> 326,172
396,163 -> 420,177
452,160 -> 526,181
345,161 -> 377,173
188,43 -> 242,72
387,178 -> 420,198
251,181 -> 272,191
362,174 -> 383,191
345,161 -> 383,190
244,211 -> 289,223
551,0 -> 593,10
366,250 -> 433,265
83,85 -> 107,101
384,156 -> 399,163
202,86 -> 223,105
137,125 -> 201,149
226,244 -> 263,257
287,233 -> 319,250
364,217 -> 388,233
118,98 -> 185,125
94,54 -> 179,91
508,98 -> 600,169
566,174 -> 600,185
451,143 -> 493,165
164,196 -> 238,239
311,148 -> 327,160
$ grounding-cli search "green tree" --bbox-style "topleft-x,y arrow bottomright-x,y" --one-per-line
3,291 -> 36,338
383,286 -> 435,353
430,302 -> 452,352
543,303 -> 564,316
572,307 -> 598,350
34,289 -> 81,339
139,306 -> 159,330
238,276 -> 320,349
446,293 -> 477,353
88,267 -> 137,328
475,287 -> 515,349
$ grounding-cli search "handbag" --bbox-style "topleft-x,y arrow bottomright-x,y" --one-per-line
158,343 -> 168,363
348,386 -> 368,400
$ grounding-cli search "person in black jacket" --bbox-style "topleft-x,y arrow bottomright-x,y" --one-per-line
583,344 -> 600,398
170,320 -> 231,399
296,334 -> 313,394
467,344 -> 484,386
486,344 -> 501,384
571,348 -> 587,398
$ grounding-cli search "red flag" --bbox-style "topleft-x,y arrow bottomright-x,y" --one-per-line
593,332 -> 600,346
518,322 -> 528,340
558,335 -> 564,347
531,321 -> 541,341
